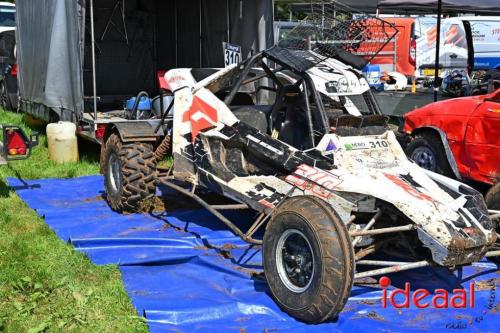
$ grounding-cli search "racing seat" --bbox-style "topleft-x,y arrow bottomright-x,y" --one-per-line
271,84 -> 310,149
231,105 -> 272,134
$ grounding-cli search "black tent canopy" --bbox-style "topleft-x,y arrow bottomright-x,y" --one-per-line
16,0 -> 274,122
377,0 -> 500,14
282,0 -> 500,14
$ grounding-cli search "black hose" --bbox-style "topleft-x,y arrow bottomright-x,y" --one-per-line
130,91 -> 149,120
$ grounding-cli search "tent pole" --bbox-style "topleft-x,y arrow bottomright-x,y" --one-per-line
433,0 -> 442,102
90,0 -> 98,122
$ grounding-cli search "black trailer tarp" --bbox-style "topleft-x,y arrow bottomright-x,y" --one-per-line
16,0 -> 274,122
16,0 -> 85,122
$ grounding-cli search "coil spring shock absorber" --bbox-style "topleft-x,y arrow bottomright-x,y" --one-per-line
154,134 -> 171,162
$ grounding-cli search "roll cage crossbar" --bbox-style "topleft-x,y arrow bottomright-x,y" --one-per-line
223,52 -> 329,147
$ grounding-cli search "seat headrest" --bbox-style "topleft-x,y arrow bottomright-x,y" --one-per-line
282,85 -> 302,104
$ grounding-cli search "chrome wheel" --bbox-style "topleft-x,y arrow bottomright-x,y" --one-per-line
276,229 -> 315,293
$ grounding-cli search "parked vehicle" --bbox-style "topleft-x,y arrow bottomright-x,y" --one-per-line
14,0 -> 274,130
0,29 -> 17,110
403,89 -> 500,207
100,7 -> 499,323
404,89 -> 500,184
455,16 -> 500,70
367,16 -> 472,80
0,1 -> 14,34
363,17 -> 415,76
0,124 -> 38,165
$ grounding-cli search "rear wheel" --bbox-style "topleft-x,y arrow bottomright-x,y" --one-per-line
103,133 -> 157,212
263,196 -> 354,324
485,183 -> 500,264
405,133 -> 453,177
0,81 -> 12,110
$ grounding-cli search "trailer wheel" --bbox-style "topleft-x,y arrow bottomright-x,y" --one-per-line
405,133 -> 453,177
0,81 -> 12,110
263,196 -> 354,324
103,133 -> 157,212
485,183 -> 500,264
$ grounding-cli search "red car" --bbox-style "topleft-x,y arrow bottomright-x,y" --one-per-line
403,89 -> 500,209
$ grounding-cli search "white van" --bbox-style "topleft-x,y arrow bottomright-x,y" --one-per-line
414,16 -> 470,78
455,16 -> 500,70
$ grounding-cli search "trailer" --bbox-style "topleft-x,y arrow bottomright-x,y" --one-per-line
15,0 -> 274,144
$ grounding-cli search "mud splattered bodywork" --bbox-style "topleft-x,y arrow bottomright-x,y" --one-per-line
102,6 -> 498,323
165,48 -> 496,268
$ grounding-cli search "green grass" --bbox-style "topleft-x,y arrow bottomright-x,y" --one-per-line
0,109 -> 148,332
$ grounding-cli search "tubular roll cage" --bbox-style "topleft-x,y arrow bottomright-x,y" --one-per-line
154,43 -> 500,283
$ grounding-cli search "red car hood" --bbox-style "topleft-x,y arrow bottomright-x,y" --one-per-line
404,95 -> 485,133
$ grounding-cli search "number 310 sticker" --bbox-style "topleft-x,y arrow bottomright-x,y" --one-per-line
223,42 -> 242,67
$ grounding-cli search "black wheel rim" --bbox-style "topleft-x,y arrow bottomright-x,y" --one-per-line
276,229 -> 315,293
411,146 -> 437,171
107,152 -> 121,194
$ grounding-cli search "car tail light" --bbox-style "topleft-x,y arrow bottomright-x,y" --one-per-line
409,39 -> 416,66
6,129 -> 27,155
10,64 -> 17,76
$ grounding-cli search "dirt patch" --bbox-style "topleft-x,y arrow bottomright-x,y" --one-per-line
193,244 -> 234,259
233,265 -> 263,278
83,195 -> 104,203
475,278 -> 500,291
137,197 -> 167,213
219,249 -> 233,259
365,310 -> 385,321
353,310 -> 386,322
221,243 -> 237,251
358,299 -> 378,305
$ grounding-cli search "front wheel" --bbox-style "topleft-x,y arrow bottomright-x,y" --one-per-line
103,133 -> 157,212
263,196 -> 354,324
405,133 -> 453,177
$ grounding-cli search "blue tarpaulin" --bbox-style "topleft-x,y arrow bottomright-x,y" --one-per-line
7,175 -> 499,332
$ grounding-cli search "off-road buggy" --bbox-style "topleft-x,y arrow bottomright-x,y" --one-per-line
100,2 -> 499,324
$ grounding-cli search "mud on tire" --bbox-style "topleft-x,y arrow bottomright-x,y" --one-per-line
103,133 -> 157,212
263,196 -> 354,324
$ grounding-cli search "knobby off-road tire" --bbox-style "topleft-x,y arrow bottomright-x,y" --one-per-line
263,196 -> 355,324
405,133 -> 454,177
103,133 -> 157,212
485,183 -> 500,264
